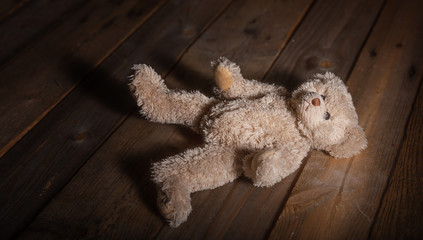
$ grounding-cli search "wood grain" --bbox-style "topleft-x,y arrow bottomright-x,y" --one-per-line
269,0 -> 423,238
0,0 -> 165,158
0,0 -> 232,238
17,0 -> 314,238
265,0 -> 386,91
369,63 -> 423,238
17,121 -> 197,240
0,0 -> 31,21
0,0 -> 86,66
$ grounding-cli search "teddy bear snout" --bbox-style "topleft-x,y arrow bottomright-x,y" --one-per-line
312,98 -> 320,106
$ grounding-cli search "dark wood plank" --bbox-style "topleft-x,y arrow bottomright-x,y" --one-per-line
16,0 -> 314,238
0,0 -> 165,158
369,48 -> 423,239
264,0 -> 386,90
0,0 -> 86,66
0,0 -> 234,238
269,0 -> 423,238
0,0 -> 31,21
19,122 -> 195,240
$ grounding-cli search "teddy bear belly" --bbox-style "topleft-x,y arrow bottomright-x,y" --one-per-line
202,108 -> 298,150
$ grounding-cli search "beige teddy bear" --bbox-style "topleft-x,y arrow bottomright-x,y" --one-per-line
129,57 -> 367,227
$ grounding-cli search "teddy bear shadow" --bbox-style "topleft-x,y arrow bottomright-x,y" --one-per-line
264,70 -> 308,93
151,51 -> 217,96
63,54 -> 308,216
151,51 -> 307,96
119,125 -> 204,215
62,56 -> 136,114
119,151 -> 164,216
62,54 -> 308,118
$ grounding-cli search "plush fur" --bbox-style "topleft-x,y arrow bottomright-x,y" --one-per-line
129,57 -> 367,227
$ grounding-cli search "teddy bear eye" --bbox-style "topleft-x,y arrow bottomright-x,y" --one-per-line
321,95 -> 326,101
324,112 -> 331,120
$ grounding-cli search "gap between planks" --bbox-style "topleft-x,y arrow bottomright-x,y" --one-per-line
0,0 -> 87,66
368,75 -> 423,239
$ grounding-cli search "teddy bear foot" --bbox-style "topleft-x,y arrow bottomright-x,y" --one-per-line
215,64 -> 233,91
156,182 -> 192,228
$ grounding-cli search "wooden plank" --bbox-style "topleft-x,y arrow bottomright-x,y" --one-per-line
0,0 -> 86,66
16,0 -> 314,238
0,0 -> 31,21
0,0 -> 235,238
269,0 -> 423,238
369,66 -> 423,238
0,0 -> 165,158
264,0 -> 386,90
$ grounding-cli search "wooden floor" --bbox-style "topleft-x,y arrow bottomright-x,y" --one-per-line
1,0 -> 422,239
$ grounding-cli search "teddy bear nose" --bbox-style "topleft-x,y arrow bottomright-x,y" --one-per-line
312,98 -> 321,106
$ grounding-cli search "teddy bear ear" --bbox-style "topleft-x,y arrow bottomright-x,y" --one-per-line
327,125 -> 367,158
314,72 -> 354,103
313,72 -> 345,87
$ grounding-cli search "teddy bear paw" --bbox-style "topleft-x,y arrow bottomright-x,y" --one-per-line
157,185 -> 192,228
215,64 -> 233,91
253,150 -> 282,187
243,149 -> 283,187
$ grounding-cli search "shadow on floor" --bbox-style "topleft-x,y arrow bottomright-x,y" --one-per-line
62,56 -> 137,115
119,125 -> 203,216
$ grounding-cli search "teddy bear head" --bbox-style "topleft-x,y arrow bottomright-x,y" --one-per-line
291,72 -> 367,158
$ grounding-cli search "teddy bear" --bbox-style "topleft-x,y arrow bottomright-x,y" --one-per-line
129,57 -> 367,227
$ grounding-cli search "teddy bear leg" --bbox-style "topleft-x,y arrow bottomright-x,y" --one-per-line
155,176 -> 191,228
152,144 -> 243,227
214,57 -> 287,99
242,148 -> 306,187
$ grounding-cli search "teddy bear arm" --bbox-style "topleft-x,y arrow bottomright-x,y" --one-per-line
243,146 -> 308,187
226,78 -> 287,99
216,67 -> 286,99
326,125 -> 367,158
130,64 -> 215,129
214,57 -> 287,99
